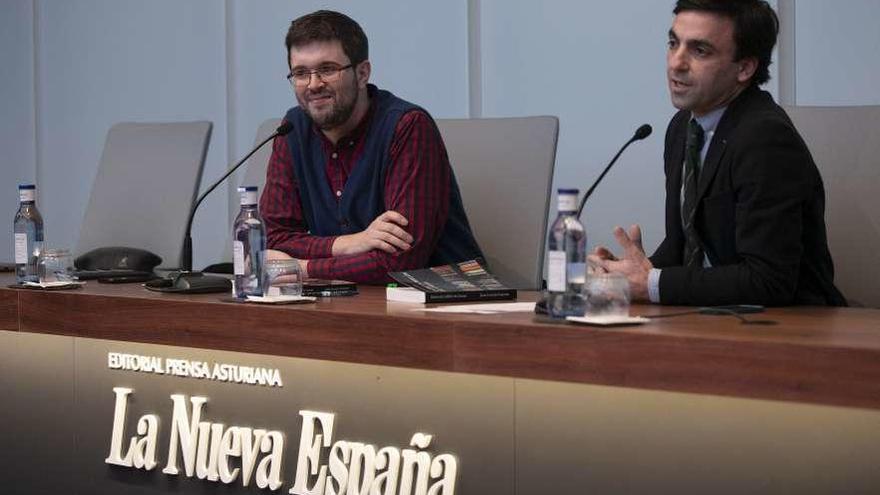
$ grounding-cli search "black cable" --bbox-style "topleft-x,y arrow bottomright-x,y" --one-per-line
649,306 -> 777,325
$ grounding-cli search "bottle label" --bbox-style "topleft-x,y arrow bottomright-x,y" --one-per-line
557,194 -> 577,212
567,262 -> 586,284
547,250 -> 567,292
19,189 -> 35,202
14,233 -> 28,264
233,241 -> 245,275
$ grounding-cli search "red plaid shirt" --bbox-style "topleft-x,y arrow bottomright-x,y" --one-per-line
260,106 -> 451,284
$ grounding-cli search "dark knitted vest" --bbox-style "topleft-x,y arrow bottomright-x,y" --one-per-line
283,85 -> 483,266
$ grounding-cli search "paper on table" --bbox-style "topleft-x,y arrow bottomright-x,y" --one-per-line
566,315 -> 649,326
416,302 -> 536,314
23,280 -> 85,289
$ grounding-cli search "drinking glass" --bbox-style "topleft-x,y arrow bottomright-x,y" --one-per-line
38,248 -> 75,284
585,272 -> 630,317
262,259 -> 303,297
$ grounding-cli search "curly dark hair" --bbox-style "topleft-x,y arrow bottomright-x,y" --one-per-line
285,10 -> 368,68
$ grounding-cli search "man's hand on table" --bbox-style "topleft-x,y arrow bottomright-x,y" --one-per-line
331,210 -> 413,256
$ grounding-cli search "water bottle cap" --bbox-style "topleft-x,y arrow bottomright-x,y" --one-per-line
19,185 -> 36,202
239,186 -> 259,205
557,188 -> 579,195
557,189 -> 578,212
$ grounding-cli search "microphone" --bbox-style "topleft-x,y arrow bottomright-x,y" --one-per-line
147,121 -> 293,293
181,121 -> 292,272
535,123 -> 651,315
575,124 -> 652,219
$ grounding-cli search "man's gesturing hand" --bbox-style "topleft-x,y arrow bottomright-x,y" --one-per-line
595,225 -> 654,302
332,210 -> 414,256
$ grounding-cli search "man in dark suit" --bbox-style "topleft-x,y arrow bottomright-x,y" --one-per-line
591,0 -> 846,306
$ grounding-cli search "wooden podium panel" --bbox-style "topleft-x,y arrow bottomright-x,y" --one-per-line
0,288 -> 17,331
3,274 -> 880,494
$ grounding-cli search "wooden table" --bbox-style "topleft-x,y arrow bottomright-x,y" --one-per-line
4,273 -> 880,494
4,273 -> 879,410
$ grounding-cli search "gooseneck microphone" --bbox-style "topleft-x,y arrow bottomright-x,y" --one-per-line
147,121 -> 292,293
181,121 -> 293,272
575,124 -> 652,219
535,123 -> 653,315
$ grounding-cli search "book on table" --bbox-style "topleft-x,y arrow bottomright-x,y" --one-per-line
302,279 -> 357,297
386,259 -> 516,303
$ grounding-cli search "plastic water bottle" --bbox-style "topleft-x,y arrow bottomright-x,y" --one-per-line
546,188 -> 586,318
13,184 -> 44,284
232,186 -> 266,298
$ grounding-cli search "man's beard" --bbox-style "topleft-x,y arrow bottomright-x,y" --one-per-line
300,81 -> 359,130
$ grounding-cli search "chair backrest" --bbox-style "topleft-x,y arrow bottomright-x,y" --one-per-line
784,105 -> 880,307
76,121 -> 212,270
219,119 -> 282,263
436,116 -> 558,289
227,118 -> 283,225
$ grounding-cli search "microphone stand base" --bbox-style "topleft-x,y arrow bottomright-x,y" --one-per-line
144,271 -> 232,294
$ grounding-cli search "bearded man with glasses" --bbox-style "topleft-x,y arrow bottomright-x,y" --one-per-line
261,10 -> 483,283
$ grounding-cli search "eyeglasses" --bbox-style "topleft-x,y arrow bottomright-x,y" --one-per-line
286,63 -> 354,87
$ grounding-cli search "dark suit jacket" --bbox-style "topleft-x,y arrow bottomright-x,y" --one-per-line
650,85 -> 846,306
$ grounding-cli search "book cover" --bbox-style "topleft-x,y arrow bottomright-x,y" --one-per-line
387,259 -> 516,303
302,279 -> 358,297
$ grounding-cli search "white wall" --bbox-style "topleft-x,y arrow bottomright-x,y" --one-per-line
0,0 -> 36,262
0,0 -> 875,270
792,0 -> 880,105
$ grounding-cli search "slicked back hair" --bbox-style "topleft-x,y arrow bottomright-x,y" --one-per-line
674,0 -> 779,85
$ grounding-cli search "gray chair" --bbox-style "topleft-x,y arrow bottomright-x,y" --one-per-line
217,118 -> 282,264
76,121 -> 212,270
784,105 -> 880,307
437,116 -> 558,289
227,118 -> 282,223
